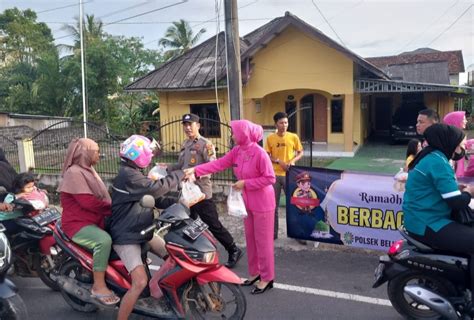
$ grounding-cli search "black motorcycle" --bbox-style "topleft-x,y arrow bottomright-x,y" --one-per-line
2,195 -> 62,291
373,227 -> 472,320
0,223 -> 29,319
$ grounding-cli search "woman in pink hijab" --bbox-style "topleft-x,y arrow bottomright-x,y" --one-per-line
184,120 -> 276,294
58,138 -> 119,305
443,111 -> 471,177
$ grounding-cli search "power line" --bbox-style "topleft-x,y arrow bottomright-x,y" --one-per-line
397,0 -> 460,53
53,0 -> 188,42
426,3 -> 473,47
104,1 -> 187,26
310,0 -> 347,47
36,1 -> 92,14
144,0 -> 259,46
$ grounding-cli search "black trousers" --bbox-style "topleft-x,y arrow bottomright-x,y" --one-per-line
411,222 -> 474,302
190,199 -> 234,251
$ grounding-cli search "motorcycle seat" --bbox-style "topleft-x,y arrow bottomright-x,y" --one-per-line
55,221 -> 72,242
400,230 -> 434,253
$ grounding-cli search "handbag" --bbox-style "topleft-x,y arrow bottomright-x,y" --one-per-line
451,206 -> 474,226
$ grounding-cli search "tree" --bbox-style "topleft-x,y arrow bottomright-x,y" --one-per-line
158,19 -> 206,60
0,8 -> 58,113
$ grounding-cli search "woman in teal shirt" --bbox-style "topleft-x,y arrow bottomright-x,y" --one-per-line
403,123 -> 474,310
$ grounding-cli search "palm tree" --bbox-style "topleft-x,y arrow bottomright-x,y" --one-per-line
59,14 -> 104,53
158,19 -> 206,60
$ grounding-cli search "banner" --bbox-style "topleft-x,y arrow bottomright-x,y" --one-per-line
286,166 -> 404,251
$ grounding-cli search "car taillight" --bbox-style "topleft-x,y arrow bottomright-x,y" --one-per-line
388,240 -> 404,256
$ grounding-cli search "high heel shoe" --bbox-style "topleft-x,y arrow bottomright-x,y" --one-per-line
241,275 -> 260,286
251,280 -> 273,294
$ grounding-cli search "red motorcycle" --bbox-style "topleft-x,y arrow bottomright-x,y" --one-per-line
53,196 -> 247,319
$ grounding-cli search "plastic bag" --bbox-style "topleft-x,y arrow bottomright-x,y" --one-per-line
227,187 -> 247,218
180,181 -> 205,207
148,165 -> 168,181
393,168 -> 408,192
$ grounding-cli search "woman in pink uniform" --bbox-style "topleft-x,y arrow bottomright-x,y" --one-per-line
184,120 -> 276,294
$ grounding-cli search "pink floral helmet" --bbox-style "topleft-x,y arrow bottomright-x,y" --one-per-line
119,135 -> 153,168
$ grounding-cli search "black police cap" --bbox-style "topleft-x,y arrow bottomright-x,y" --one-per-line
182,113 -> 200,123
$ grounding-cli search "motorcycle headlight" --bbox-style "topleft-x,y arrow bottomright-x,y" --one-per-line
184,250 -> 216,264
0,232 -> 11,273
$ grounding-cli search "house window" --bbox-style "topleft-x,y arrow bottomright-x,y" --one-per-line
331,99 -> 343,133
190,104 -> 221,137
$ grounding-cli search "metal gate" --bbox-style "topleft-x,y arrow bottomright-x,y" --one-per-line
0,134 -> 19,170
28,121 -> 124,177
148,116 -> 235,182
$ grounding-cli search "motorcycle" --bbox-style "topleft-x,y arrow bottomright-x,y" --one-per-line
0,223 -> 29,319
1,195 -> 62,291
53,195 -> 247,319
373,227 -> 472,320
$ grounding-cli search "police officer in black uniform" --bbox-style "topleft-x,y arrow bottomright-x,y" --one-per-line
167,114 -> 243,268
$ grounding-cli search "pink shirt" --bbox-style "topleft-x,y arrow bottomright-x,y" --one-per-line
195,144 -> 276,213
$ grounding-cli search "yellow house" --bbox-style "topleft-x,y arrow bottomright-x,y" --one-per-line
126,12 -> 469,156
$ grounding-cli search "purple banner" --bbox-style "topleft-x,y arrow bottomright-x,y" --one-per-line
286,166 -> 404,251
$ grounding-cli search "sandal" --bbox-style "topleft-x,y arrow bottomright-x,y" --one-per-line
90,291 -> 120,306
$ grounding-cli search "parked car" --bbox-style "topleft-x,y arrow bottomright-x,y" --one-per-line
389,103 -> 425,144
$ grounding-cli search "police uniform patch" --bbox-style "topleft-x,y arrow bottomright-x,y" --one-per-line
206,143 -> 215,156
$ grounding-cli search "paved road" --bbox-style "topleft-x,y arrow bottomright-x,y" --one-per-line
15,243 -> 401,320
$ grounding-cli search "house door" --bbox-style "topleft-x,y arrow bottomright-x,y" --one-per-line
314,94 -> 327,143
300,94 -> 328,142
374,97 -> 392,135
300,95 -> 313,141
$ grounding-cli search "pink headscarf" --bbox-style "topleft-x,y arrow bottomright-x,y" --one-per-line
230,120 -> 263,149
443,111 -> 470,177
443,111 -> 466,129
58,138 -> 110,201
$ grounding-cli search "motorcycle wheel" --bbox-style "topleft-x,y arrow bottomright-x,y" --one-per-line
0,294 -> 29,320
183,281 -> 246,320
33,254 -> 60,291
58,260 -> 97,313
387,270 -> 457,320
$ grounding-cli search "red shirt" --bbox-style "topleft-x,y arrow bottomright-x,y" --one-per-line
60,192 -> 111,238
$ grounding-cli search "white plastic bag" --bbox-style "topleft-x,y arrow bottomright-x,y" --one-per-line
148,165 -> 168,181
227,187 -> 247,218
180,181 -> 205,207
393,168 -> 408,192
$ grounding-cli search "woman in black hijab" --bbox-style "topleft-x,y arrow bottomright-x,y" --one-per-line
403,123 -> 474,312
0,147 -> 18,194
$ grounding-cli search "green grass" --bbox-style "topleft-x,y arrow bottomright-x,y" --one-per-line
326,140 -> 406,174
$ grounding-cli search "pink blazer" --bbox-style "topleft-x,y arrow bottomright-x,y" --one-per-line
195,144 -> 276,213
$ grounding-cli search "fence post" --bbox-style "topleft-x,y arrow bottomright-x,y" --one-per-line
16,138 -> 35,172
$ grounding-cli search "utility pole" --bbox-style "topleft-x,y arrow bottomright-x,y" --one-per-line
224,0 -> 243,120
79,0 -> 87,137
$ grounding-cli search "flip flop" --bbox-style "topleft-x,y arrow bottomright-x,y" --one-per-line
90,291 -> 120,306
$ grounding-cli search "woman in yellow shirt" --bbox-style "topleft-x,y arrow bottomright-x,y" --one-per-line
405,139 -> 422,170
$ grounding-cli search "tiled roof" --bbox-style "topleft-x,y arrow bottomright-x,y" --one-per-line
365,49 -> 464,75
124,12 -> 390,91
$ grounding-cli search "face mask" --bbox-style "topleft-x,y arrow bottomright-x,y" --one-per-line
452,148 -> 466,161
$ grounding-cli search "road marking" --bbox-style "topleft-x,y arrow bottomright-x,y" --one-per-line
274,283 -> 392,306
148,265 -> 391,307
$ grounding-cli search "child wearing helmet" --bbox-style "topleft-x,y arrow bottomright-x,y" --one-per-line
107,135 -> 184,320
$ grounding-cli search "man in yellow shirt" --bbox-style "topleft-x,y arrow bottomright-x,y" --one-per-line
265,112 -> 303,240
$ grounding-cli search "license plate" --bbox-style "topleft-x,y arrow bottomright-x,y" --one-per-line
32,207 -> 61,226
374,263 -> 385,282
183,219 -> 208,240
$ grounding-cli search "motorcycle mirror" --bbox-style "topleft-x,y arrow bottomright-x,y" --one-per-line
3,193 -> 15,204
140,195 -> 155,209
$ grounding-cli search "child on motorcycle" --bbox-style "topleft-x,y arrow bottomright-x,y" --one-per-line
108,135 -> 184,320
12,172 -> 49,211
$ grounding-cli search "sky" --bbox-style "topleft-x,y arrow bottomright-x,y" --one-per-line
2,0 -> 473,84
